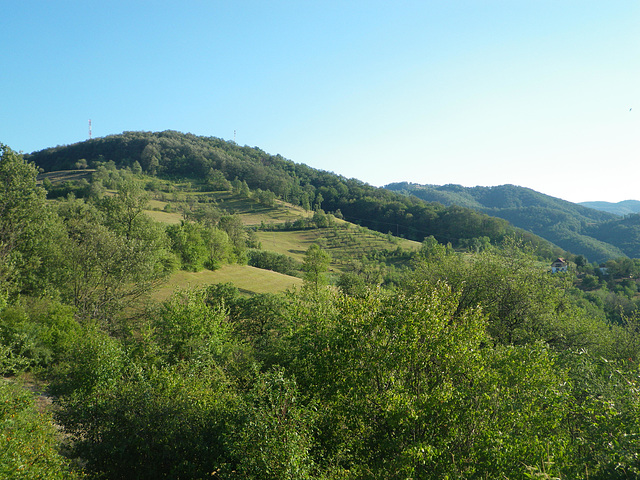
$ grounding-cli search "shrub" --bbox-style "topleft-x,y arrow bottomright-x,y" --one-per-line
0,378 -> 80,479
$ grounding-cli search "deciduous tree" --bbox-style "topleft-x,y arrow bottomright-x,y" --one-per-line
302,244 -> 331,290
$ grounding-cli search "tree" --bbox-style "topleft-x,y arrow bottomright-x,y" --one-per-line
410,239 -> 598,348
0,298 -> 82,374
167,221 -> 208,271
206,168 -> 232,191
237,180 -> 250,197
0,145 -> 50,297
233,368 -> 315,480
74,158 -> 88,169
312,210 -> 332,228
218,215 -> 248,262
204,227 -> 233,270
54,336 -> 239,480
302,244 -> 331,290
42,176 -> 53,192
248,250 -> 299,276
255,188 -> 277,207
131,160 -> 143,175
300,192 -> 311,212
575,254 -> 588,268
336,271 -> 367,297
153,289 -> 231,364
286,284 -> 573,478
140,143 -> 161,174
56,196 -> 174,322
98,174 -> 150,239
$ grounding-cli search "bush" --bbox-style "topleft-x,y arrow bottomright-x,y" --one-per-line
56,364 -> 239,480
0,299 -> 81,374
0,379 -> 80,479
233,368 -> 316,480
248,250 -> 300,276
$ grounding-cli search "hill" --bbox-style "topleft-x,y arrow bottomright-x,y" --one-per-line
8,141 -> 640,479
579,199 -> 640,216
26,130 -> 561,258
385,182 -> 633,263
38,159 -> 423,297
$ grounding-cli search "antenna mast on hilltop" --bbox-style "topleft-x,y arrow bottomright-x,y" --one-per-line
89,119 -> 92,139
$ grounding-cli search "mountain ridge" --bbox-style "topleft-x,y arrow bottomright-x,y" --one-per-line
25,130 -> 639,263
384,182 -> 640,262
579,199 -> 640,216
25,130 -> 565,259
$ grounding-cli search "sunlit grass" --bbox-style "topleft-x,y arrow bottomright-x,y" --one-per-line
151,264 -> 303,302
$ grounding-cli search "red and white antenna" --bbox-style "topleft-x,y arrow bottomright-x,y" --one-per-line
89,119 -> 92,139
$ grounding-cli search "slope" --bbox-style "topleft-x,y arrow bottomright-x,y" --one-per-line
26,130 -> 561,258
385,182 -> 626,263
580,200 -> 640,216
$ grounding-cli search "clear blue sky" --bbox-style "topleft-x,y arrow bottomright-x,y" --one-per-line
2,1 -> 638,203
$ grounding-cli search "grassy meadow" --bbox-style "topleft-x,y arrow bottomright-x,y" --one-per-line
152,264 -> 304,301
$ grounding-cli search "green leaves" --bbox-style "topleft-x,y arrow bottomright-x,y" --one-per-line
152,288 -> 231,366
56,199 -> 168,322
234,369 -> 316,480
0,380 -> 80,479
286,284 -> 488,477
0,145 -> 49,297
0,298 -> 81,374
56,361 -> 239,480
302,244 -> 331,290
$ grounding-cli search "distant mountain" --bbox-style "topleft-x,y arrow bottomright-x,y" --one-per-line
579,200 -> 640,216
384,182 -> 640,263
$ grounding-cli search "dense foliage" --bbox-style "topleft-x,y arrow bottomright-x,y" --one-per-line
6,139 -> 640,479
386,182 -> 632,263
0,379 -> 80,479
27,131 -> 558,254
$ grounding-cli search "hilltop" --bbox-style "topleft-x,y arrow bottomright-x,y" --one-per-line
31,130 -> 640,263
26,130 -> 561,258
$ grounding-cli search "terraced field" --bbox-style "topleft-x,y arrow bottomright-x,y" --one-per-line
37,169 -> 94,183
40,170 -> 419,297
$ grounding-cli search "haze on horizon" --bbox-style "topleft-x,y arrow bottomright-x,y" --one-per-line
2,1 -> 638,204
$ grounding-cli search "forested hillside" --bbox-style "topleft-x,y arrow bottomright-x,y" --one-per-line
6,139 -> 640,478
580,199 -> 640,216
26,130 -> 560,256
386,182 -> 636,263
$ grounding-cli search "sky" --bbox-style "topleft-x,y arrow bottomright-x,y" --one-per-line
2,1 -> 639,203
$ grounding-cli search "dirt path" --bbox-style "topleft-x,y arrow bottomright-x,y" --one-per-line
3,374 -> 54,414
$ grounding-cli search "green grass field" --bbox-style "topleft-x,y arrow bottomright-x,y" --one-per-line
256,230 -> 325,262
152,264 -> 304,302
145,209 -> 183,224
201,193 -> 313,226
146,190 -> 313,227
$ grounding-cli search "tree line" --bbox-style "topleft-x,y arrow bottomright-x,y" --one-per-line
27,130 -> 561,256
